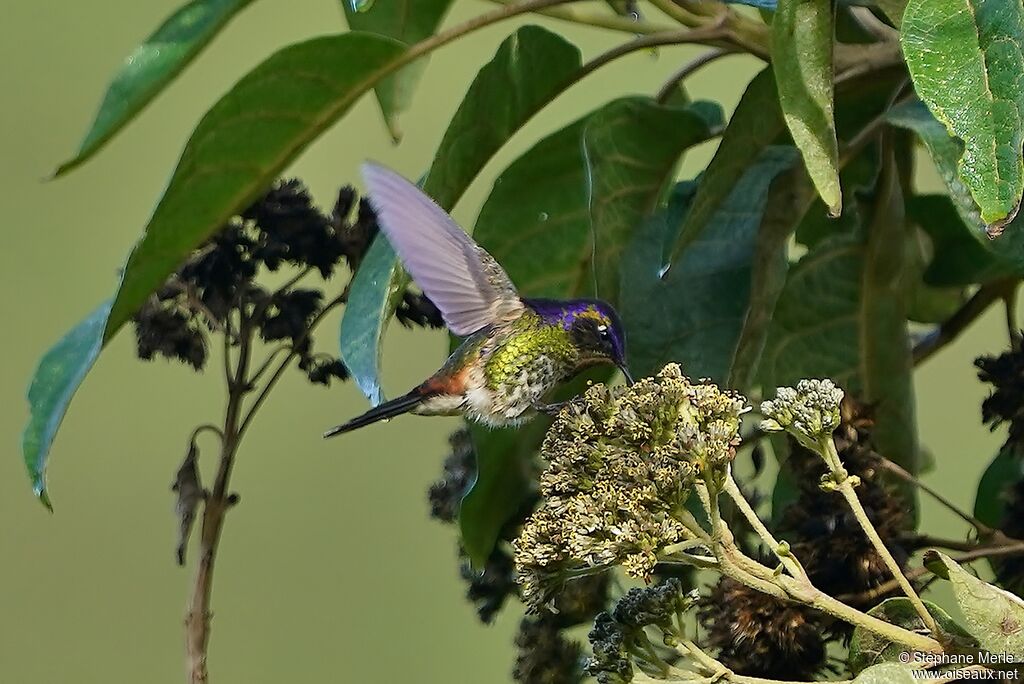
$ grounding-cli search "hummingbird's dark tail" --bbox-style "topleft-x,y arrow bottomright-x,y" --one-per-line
323,391 -> 425,438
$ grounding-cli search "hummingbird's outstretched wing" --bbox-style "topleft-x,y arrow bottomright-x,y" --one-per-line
361,162 -> 525,337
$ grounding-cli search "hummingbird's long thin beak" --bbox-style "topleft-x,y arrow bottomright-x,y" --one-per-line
617,362 -> 635,385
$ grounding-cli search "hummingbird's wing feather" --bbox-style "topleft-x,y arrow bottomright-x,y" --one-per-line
361,162 -> 524,337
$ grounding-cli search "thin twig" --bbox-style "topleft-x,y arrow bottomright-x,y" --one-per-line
913,281 -> 1014,366
482,0 -> 675,34
189,424 -> 225,446
247,345 -> 292,386
878,456 -> 997,536
655,47 -> 734,103
902,534 -> 981,553
573,24 -> 734,84
838,541 -> 1024,604
1004,281 -> 1022,350
648,0 -> 703,26
238,292 -> 348,439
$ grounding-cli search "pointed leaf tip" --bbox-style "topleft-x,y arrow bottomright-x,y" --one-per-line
22,301 -> 112,508
53,0 -> 255,177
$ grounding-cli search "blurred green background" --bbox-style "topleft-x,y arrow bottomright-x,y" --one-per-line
0,1 -> 1012,682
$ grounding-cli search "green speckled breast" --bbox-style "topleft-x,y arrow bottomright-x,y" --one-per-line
484,310 -> 577,391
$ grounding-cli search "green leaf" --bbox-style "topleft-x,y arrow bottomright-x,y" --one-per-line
763,147 -> 919,475
849,598 -> 975,674
338,236 -> 404,405
905,221 -> 966,324
851,663 -> 916,684
773,0 -> 841,216
343,0 -> 453,142
925,550 -> 1024,654
459,421 -> 541,568
422,26 -> 581,210
909,194 -> 1023,287
22,302 -> 112,508
889,100 -> 984,232
974,446 -> 1024,529
619,146 -> 805,387
473,119 -> 591,298
104,33 -> 406,345
669,67 -> 785,263
54,0 -> 255,176
902,0 -> 1024,232
339,26 -> 582,404
584,98 -> 724,300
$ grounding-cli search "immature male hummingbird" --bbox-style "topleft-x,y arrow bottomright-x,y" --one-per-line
324,163 -> 632,437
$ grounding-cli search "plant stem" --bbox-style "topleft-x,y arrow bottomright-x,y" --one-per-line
821,438 -> 940,635
913,280 -> 1015,366
722,472 -> 808,581
838,540 -> 1024,604
184,315 -> 253,684
238,292 -> 347,439
878,456 -> 998,536
181,286 -> 345,682
1004,281 -> 1022,350
482,0 -> 675,34
648,0 -> 703,26
716,548 -> 942,653
573,24 -> 735,83
655,47 -> 735,103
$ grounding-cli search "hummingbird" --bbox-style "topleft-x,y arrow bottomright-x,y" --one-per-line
324,163 -> 632,437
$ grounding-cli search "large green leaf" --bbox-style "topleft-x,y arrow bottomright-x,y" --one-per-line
763,148 -> 918,474
902,0 -> 1024,232
772,0 -> 841,216
460,420 -> 541,568
24,33 -> 408,504
974,446 -> 1024,529
339,27 -> 582,404
423,26 -> 581,210
54,0 -> 256,176
619,146 -> 804,387
105,33 -> 406,344
342,0 -> 453,142
890,100 -> 1024,268
909,195 -> 1023,287
22,302 -> 112,508
584,98 -> 724,300
472,119 -> 591,298
848,598 -> 974,674
925,550 -> 1024,654
669,67 -> 785,263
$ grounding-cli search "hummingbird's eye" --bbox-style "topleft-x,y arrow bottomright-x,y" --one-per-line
597,324 -> 609,336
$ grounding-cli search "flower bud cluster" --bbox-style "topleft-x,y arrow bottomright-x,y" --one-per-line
760,379 -> 844,451
586,578 -> 697,684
